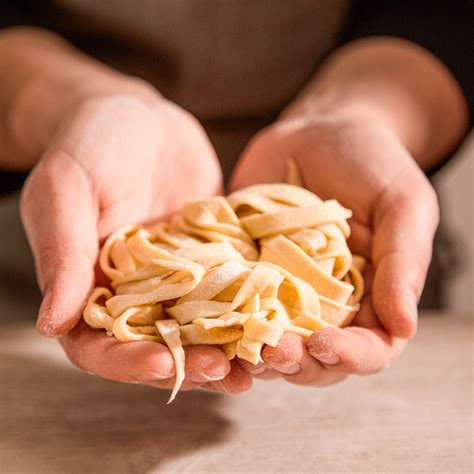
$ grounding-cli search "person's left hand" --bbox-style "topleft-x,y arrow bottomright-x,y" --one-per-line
21,93 -> 252,395
228,110 -> 439,386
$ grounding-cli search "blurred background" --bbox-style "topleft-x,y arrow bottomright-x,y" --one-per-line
431,134 -> 473,314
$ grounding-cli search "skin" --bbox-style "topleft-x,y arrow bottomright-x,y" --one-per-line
0,28 -> 469,394
229,39 -> 468,387
229,112 -> 432,385
21,95 -> 249,392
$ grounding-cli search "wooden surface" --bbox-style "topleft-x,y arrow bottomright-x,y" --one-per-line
0,313 -> 472,474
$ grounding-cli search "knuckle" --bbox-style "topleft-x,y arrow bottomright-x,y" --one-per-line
245,118 -> 295,153
74,94 -> 160,134
425,184 -> 440,224
411,178 -> 440,235
416,175 -> 439,209
122,77 -> 162,103
243,129 -> 270,158
307,326 -> 339,354
36,242 -> 60,275
19,163 -> 54,233
19,167 -> 40,215
20,159 -> 59,202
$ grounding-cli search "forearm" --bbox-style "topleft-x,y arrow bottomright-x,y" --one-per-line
282,37 -> 469,171
0,27 -> 160,170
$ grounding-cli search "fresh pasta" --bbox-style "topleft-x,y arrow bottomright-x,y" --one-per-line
83,179 -> 365,402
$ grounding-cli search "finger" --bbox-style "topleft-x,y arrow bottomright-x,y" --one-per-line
145,345 -> 231,392
350,293 -> 381,329
60,321 -> 176,382
61,322 -> 231,387
263,333 -> 347,386
236,358 -> 268,376
372,167 -> 440,338
184,345 -> 232,383
228,132 -> 287,191
262,334 -> 303,375
143,379 -> 202,392
205,360 -> 253,394
236,358 -> 280,379
362,264 -> 375,298
20,152 -> 99,336
347,217 -> 373,259
309,294 -> 405,375
145,345 -> 232,391
307,326 -> 407,375
251,369 -> 280,380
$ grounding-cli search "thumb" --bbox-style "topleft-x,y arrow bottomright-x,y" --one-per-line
229,131 -> 288,192
20,152 -> 99,336
372,167 -> 440,339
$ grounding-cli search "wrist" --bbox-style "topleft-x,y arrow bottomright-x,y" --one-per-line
1,27 -> 163,170
281,38 -> 469,171
13,71 -> 161,167
281,95 -> 394,132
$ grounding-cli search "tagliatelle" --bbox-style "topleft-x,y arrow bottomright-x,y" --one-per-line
83,173 -> 365,402
155,320 -> 185,403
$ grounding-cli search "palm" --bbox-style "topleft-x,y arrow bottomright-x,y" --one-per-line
55,97 -> 222,239
233,116 -> 413,229
229,115 -> 438,385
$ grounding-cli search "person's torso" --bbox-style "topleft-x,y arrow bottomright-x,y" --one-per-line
19,0 -> 351,172
46,0 -> 352,120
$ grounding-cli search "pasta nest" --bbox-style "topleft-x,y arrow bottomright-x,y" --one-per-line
84,183 -> 365,402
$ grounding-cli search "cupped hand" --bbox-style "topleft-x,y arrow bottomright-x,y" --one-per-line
21,92 -> 252,393
229,111 -> 439,386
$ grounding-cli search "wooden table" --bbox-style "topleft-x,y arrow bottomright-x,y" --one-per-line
0,313 -> 472,474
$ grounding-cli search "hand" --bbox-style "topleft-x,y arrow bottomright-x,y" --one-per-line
21,92 -> 252,394
229,110 -> 439,386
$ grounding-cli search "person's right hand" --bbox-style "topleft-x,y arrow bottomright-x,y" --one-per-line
21,91 -> 253,394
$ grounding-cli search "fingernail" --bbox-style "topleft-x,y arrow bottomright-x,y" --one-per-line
39,288 -> 51,309
269,361 -> 301,375
406,291 -> 419,323
190,370 -> 225,383
311,353 -> 340,365
238,360 -> 267,375
137,370 -> 174,382
248,365 -> 267,375
208,380 -> 231,394
37,292 -> 55,337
